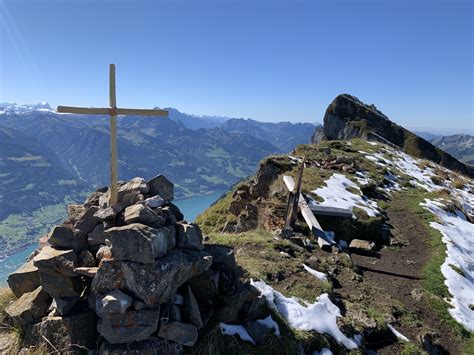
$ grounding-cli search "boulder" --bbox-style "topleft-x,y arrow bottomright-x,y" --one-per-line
147,175 -> 174,201
100,337 -> 183,355
74,206 -> 100,235
47,226 -> 87,252
92,250 -> 213,306
183,286 -> 203,328
7,259 -> 40,298
157,321 -> 198,347
22,312 -> 97,352
349,239 -> 375,252
39,272 -> 82,298
118,190 -> 145,210
176,223 -> 203,250
188,269 -> 220,305
33,246 -> 78,277
124,204 -> 166,226
67,205 -> 86,224
204,244 -> 236,272
84,189 -> 104,208
144,195 -> 165,209
245,321 -> 271,344
95,290 -> 133,316
97,309 -> 160,344
94,205 -> 122,221
118,177 -> 149,199
88,224 -> 106,246
216,283 -> 260,323
105,223 -> 175,264
5,287 -> 51,326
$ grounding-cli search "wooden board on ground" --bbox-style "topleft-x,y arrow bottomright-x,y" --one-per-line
310,205 -> 353,218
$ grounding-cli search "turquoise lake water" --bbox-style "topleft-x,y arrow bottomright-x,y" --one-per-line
0,190 -> 225,285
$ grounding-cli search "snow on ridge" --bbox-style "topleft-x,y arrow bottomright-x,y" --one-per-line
387,324 -> 410,342
303,263 -> 328,281
311,173 -> 380,218
250,279 -> 358,350
420,199 -> 474,332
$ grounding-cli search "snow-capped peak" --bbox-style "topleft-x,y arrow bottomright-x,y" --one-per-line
0,102 -> 53,114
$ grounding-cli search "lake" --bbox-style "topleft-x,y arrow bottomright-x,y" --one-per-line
0,190 -> 224,285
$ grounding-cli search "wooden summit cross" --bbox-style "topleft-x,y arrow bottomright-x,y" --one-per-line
57,64 -> 168,205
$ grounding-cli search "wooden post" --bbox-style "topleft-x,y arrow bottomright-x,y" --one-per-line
109,64 -> 118,205
284,157 -> 305,229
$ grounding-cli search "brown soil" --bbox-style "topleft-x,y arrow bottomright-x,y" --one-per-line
341,194 -> 461,354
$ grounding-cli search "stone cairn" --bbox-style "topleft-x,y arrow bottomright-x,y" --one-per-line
6,175 -> 270,354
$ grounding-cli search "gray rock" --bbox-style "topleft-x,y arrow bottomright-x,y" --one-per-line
124,204 -> 166,226
96,245 -> 112,261
5,287 -> 51,326
79,250 -> 96,267
96,290 -> 133,316
157,321 -> 198,347
97,309 -> 160,344
205,244 -> 236,272
176,223 -> 203,250
144,195 -> 165,208
183,286 -> 203,328
51,296 -> 79,316
100,337 -> 183,355
67,205 -> 86,224
161,303 -> 182,322
118,177 -> 149,199
216,283 -> 260,323
92,250 -> 213,306
33,246 -> 78,277
188,269 -> 220,304
106,223 -> 175,264
7,259 -> 40,298
94,205 -> 123,221
88,223 -> 106,246
22,312 -> 97,353
39,272 -> 82,298
74,206 -> 100,234
133,300 -> 147,311
48,225 -> 87,252
147,175 -> 174,201
245,321 -> 271,343
349,239 -> 375,251
84,189 -> 104,208
118,190 -> 145,210
74,267 -> 98,278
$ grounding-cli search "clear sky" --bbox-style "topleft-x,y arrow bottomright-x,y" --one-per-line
0,0 -> 472,133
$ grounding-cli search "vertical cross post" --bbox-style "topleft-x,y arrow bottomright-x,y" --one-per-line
109,64 -> 118,205
284,157 -> 305,229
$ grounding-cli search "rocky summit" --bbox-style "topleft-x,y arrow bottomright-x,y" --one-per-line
4,175 -> 271,354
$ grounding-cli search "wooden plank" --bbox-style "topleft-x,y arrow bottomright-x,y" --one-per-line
115,108 -> 168,116
109,64 -> 118,205
57,106 -> 109,115
285,158 -> 305,229
283,175 -> 333,248
310,205 -> 353,218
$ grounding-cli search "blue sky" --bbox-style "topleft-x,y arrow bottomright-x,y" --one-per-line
0,0 -> 472,133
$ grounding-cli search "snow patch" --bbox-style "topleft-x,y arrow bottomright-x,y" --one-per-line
387,324 -> 409,342
303,263 -> 328,281
219,323 -> 255,344
250,279 -> 358,349
311,173 -> 380,218
312,348 -> 333,355
420,199 -> 474,332
256,315 -> 280,336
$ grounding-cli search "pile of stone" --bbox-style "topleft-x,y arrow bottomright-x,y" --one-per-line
6,175 -> 269,354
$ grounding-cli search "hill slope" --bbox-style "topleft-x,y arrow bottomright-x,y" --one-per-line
312,94 -> 474,178
431,134 -> 474,165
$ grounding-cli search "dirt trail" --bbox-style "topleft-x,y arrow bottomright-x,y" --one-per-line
350,195 -> 459,354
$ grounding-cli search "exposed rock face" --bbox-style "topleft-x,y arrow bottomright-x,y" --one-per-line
7,175 -> 269,353
313,94 -> 474,178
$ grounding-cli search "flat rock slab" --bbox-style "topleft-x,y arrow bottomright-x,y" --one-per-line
97,309 -> 160,344
176,223 -> 203,250
92,249 -> 212,306
105,223 -> 175,264
39,272 -> 82,298
7,259 -> 40,298
33,246 -> 78,277
5,286 -> 51,326
74,206 -> 100,235
124,204 -> 166,226
48,225 -> 87,252
22,312 -> 97,352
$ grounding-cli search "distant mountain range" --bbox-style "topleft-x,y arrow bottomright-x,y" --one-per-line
430,134 -> 474,165
0,103 -> 317,255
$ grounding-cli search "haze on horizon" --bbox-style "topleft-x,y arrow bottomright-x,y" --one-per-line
0,0 -> 472,134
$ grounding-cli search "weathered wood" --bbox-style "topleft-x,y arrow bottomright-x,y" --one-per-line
283,175 -> 333,248
57,64 -> 169,206
284,158 -> 305,229
310,205 -> 353,218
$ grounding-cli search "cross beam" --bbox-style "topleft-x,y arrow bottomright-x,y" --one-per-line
57,64 -> 168,205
